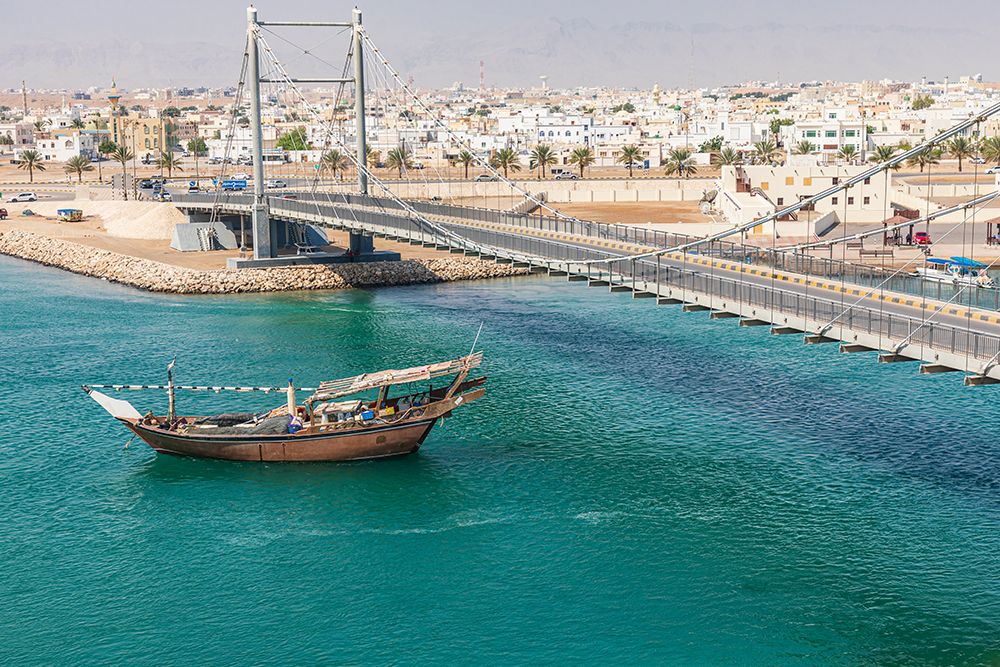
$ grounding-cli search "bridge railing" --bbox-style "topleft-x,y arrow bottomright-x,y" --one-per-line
175,191 -> 1000,313
433,220 -> 1000,363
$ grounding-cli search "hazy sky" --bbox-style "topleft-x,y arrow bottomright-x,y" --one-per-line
2,0 -> 998,90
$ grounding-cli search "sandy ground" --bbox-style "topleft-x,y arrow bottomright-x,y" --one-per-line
1,208 -> 459,270
552,201 -> 709,224
900,173 -> 999,185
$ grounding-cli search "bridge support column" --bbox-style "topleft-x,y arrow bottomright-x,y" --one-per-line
877,352 -> 918,363
247,7 -> 274,260
349,233 -> 374,256
919,363 -> 961,374
349,7 -> 375,261
964,374 -> 1000,386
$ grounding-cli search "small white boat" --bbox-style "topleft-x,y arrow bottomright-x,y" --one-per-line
912,256 -> 996,289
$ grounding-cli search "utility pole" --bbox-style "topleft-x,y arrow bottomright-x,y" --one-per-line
21,80 -> 27,118
246,5 -> 272,259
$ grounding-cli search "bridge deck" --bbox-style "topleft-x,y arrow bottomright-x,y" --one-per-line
174,193 -> 1000,383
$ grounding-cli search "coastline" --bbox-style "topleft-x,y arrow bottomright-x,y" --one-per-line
0,229 -> 528,294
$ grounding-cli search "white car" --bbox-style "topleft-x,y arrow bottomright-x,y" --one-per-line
970,157 -> 986,165
987,166 -> 1000,175
232,172 -> 252,181
8,192 -> 37,202
265,179 -> 287,189
554,172 -> 579,180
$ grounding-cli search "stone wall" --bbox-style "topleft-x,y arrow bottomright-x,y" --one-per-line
0,230 -> 528,294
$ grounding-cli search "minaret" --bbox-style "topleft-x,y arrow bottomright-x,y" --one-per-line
108,79 -> 121,144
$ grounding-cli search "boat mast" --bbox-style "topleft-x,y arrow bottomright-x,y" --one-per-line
167,358 -> 176,422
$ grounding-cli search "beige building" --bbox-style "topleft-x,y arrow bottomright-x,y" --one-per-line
719,165 -> 892,233
109,115 -> 165,159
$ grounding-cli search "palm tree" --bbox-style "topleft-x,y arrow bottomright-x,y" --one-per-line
321,149 -> 350,180
616,144 -> 644,178
70,118 -> 85,129
32,119 -> 48,133
792,140 -> 816,156
155,151 -> 184,178
897,140 -> 913,152
947,136 -> 976,172
751,139 -> 781,165
385,145 -> 413,178
109,145 -> 135,200
907,146 -> 941,173
366,147 -> 381,171
97,139 -> 117,183
567,147 -> 595,178
456,150 -> 476,179
981,136 -> 1000,166
16,149 -> 45,183
869,144 -> 902,171
529,144 -> 557,179
837,145 -> 859,163
63,155 -> 94,183
187,138 -> 207,179
711,146 -> 742,167
664,148 -> 698,178
490,147 -> 521,178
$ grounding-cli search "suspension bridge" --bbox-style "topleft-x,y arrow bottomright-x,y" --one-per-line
175,5 -> 1000,386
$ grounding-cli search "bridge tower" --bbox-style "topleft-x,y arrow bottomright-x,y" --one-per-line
245,4 -> 375,260
349,7 -> 374,257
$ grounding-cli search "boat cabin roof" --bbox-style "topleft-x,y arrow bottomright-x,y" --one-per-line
926,256 -> 988,268
308,352 -> 483,402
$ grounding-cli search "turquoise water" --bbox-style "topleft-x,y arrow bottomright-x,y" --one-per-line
1,254 -> 999,665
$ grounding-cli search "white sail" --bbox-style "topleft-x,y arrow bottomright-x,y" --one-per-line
85,388 -> 142,420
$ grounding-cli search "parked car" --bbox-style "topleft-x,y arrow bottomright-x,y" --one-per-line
8,192 -> 37,202
0,208 -> 8,220
474,173 -> 498,182
987,166 -> 1000,175
971,156 -> 986,165
914,231 -> 932,245
207,157 -> 223,165
555,172 -> 579,180
233,172 -> 252,181
265,179 -> 287,189
139,179 -> 154,189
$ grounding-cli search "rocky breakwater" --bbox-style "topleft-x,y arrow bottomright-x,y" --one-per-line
0,230 -> 528,294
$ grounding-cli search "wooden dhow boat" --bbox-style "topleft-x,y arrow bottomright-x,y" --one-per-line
83,352 -> 486,462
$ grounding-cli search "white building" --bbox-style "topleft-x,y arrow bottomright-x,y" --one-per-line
793,108 -> 868,162
0,122 -> 34,150
28,130 -> 98,162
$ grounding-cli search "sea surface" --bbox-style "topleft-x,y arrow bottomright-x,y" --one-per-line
1,254 -> 998,665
